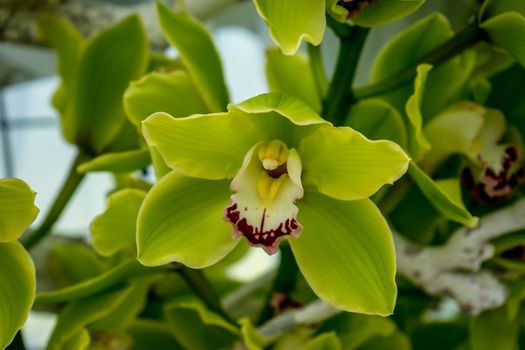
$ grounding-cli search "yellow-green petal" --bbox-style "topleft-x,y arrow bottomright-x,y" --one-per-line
408,162 -> 478,227
143,93 -> 326,180
405,64 -> 432,161
266,48 -> 321,111
299,125 -> 409,201
253,0 -> 325,55
66,15 -> 149,153
290,194 -> 397,315
123,70 -> 209,127
142,112 -> 265,180
77,149 -> 150,174
0,242 -> 35,350
232,93 -> 329,127
157,2 -> 229,112
328,0 -> 425,27
0,178 -> 39,242
36,15 -> 83,116
137,172 -> 239,268
345,98 -> 407,148
90,189 -> 146,257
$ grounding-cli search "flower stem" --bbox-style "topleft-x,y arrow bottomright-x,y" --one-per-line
352,21 -> 486,100
322,19 -> 370,126
307,43 -> 329,99
178,266 -> 235,324
22,151 -> 90,251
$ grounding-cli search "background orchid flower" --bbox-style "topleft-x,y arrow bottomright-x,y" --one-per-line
253,0 -> 425,55
137,93 -> 410,315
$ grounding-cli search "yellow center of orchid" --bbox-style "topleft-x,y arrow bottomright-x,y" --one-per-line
257,140 -> 290,201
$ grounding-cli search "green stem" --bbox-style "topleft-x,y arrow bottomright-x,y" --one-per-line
307,43 -> 329,99
322,23 -> 370,126
22,151 -> 90,250
353,21 -> 486,100
178,267 -> 235,324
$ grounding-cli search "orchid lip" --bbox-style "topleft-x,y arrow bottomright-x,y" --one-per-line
224,140 -> 304,254
224,202 -> 302,255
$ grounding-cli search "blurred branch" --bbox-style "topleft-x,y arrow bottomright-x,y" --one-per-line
396,198 -> 525,315
258,299 -> 341,341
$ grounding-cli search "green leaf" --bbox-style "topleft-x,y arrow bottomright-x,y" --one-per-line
290,193 -> 397,316
304,333 -> 342,350
165,302 -> 239,350
253,0 -> 325,55
0,178 -> 39,242
157,3 -> 229,112
123,70 -> 209,127
482,12 -> 525,69
66,15 -> 148,153
470,307 -> 519,350
299,124 -> 409,201
408,162 -> 478,227
126,320 -> 183,350
345,98 -> 407,148
328,0 -> 425,27
405,64 -> 432,161
90,189 -> 146,257
0,242 -> 35,350
77,149 -> 150,174
266,48 -> 321,111
36,15 -> 83,115
46,286 -> 132,350
137,172 -> 239,268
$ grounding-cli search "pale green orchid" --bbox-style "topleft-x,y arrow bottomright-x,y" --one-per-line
253,0 -> 425,55
137,93 -> 409,315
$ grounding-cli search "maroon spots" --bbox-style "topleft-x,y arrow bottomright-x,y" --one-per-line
462,146 -> 525,204
337,0 -> 374,18
224,202 -> 301,254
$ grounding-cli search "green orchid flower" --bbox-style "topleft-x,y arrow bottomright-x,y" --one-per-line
137,93 -> 410,315
253,0 -> 424,55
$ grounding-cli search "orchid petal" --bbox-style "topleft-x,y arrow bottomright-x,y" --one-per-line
0,178 -> 39,242
253,0 -> 325,55
299,125 -> 409,201
290,193 -> 397,316
137,172 -> 238,268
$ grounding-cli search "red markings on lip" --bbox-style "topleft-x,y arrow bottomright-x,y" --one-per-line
225,202 -> 301,254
